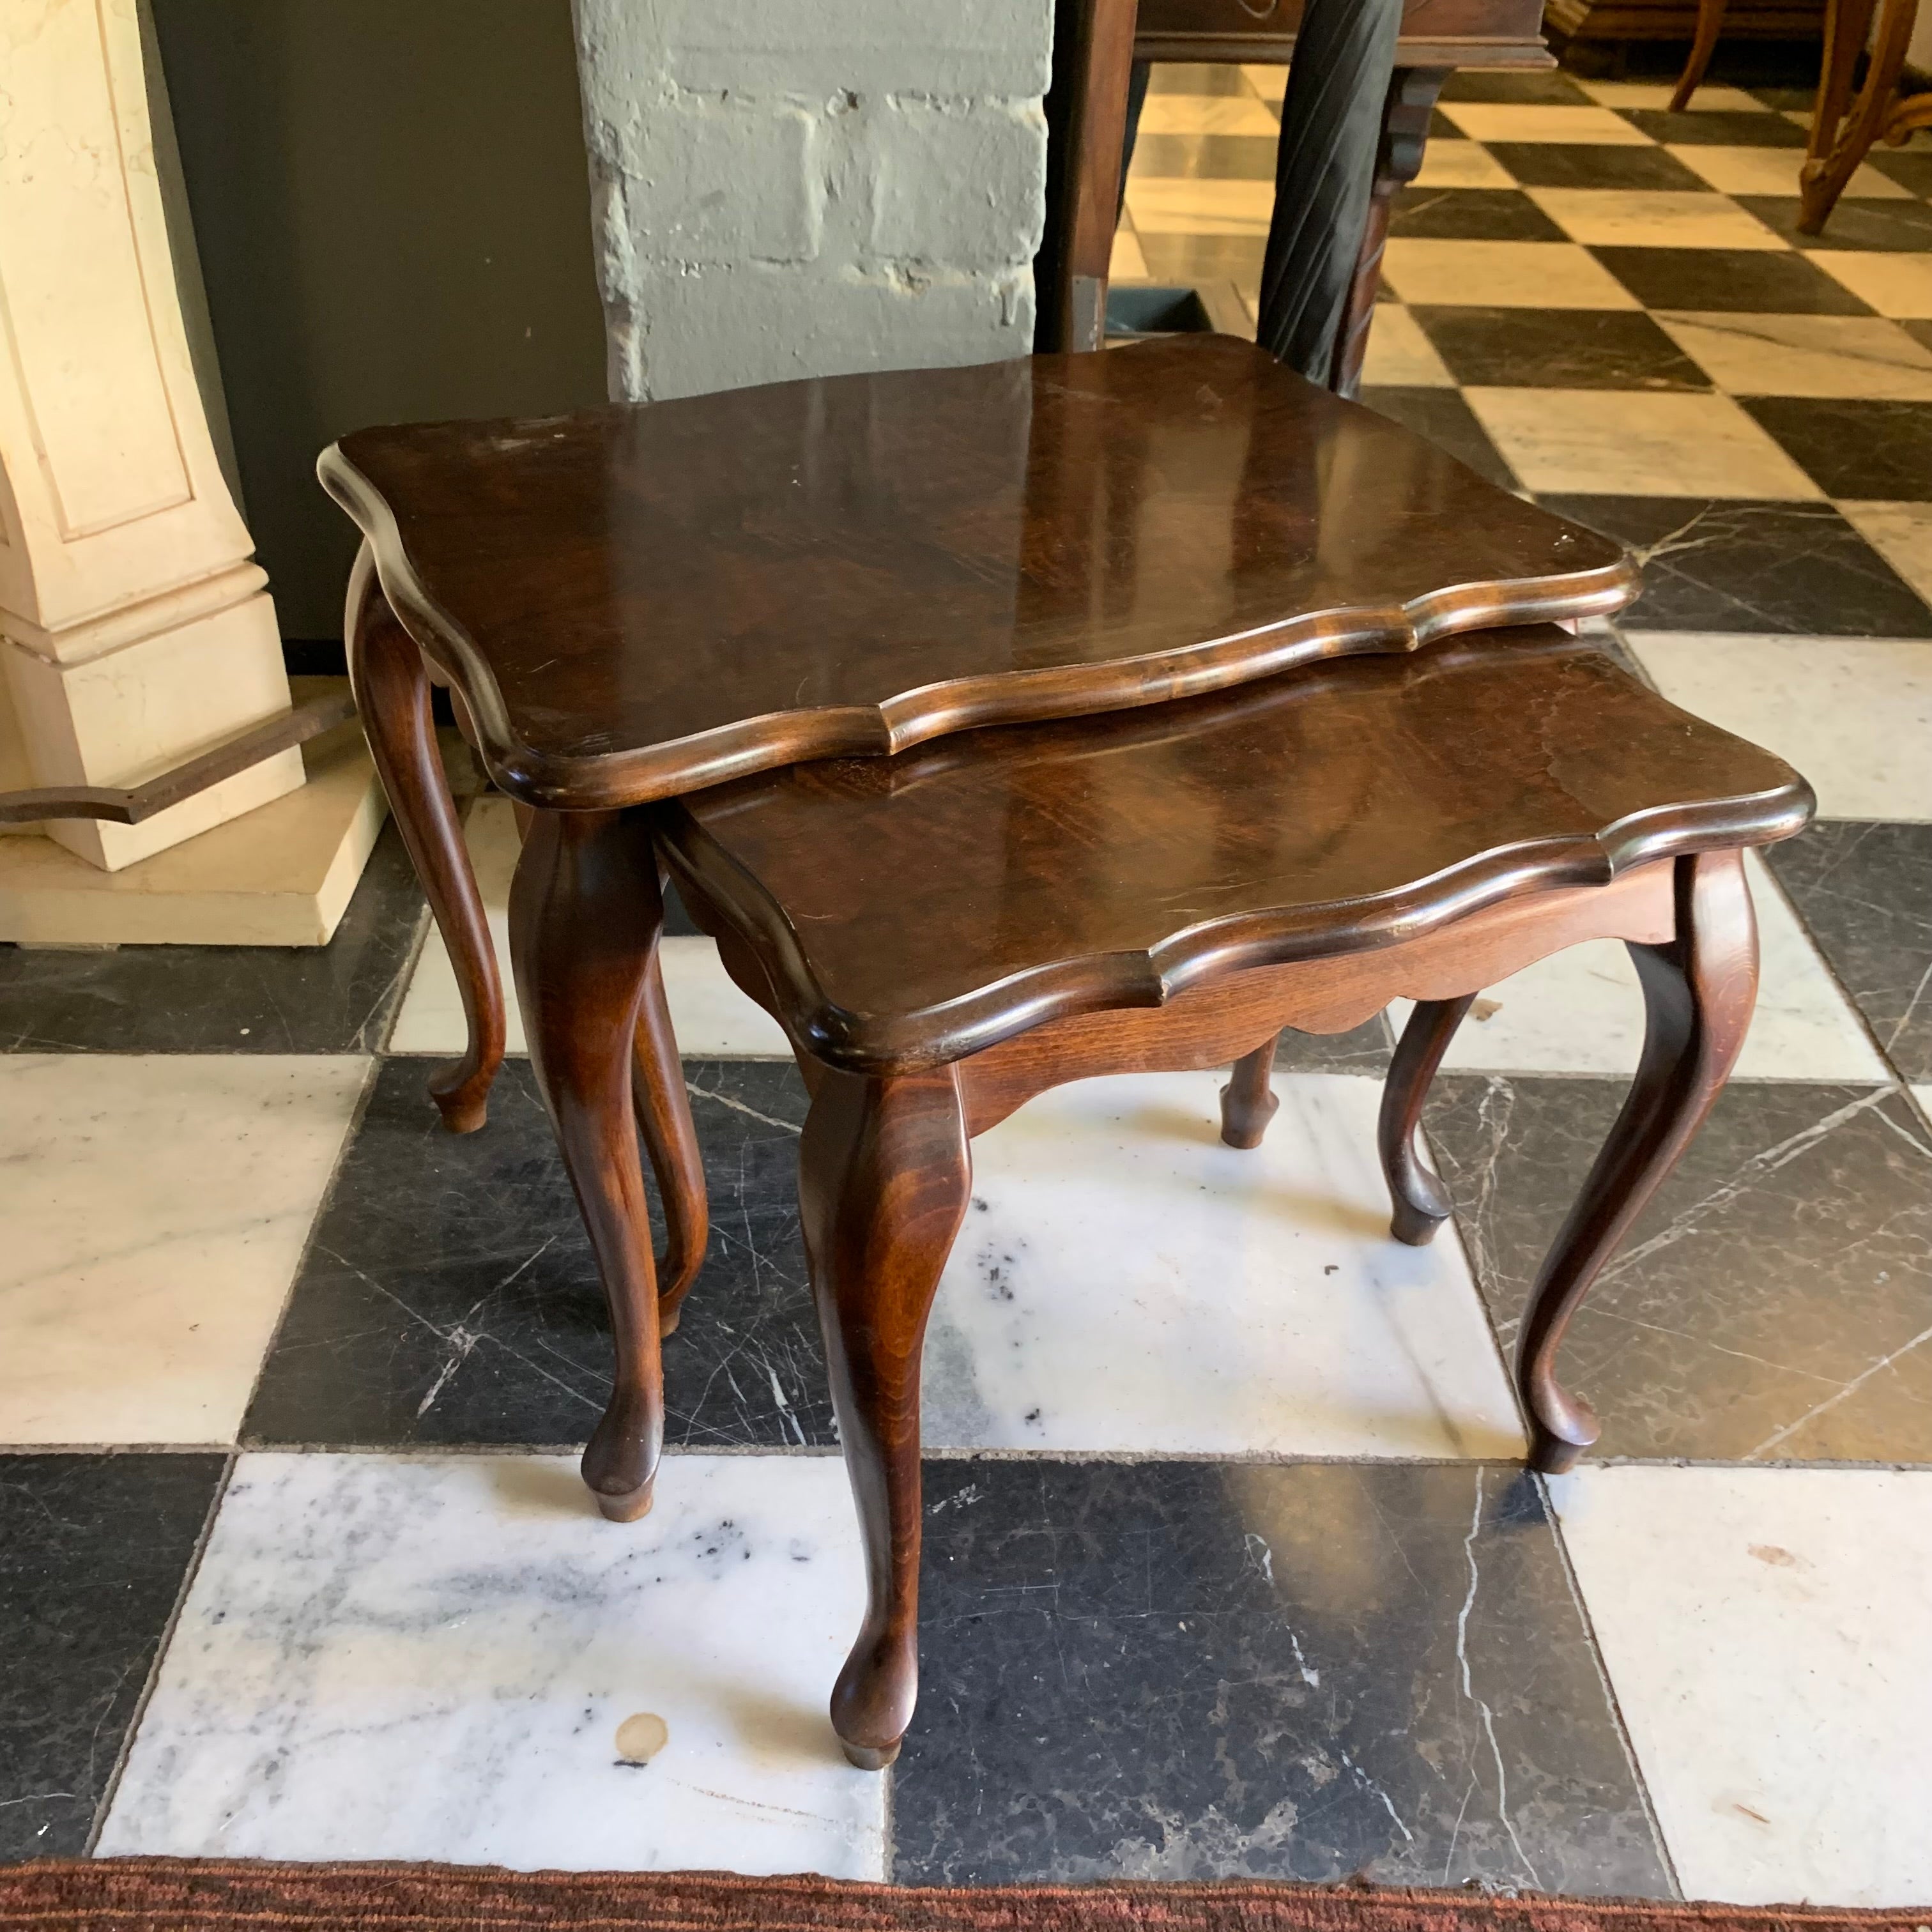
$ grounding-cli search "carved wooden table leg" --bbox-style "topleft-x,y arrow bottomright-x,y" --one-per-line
634,943 -> 709,1335
1220,1036 -> 1281,1148
1797,0 -> 1920,234
348,544 -> 505,1132
1379,994 -> 1475,1246
510,807 -> 668,1522
799,1066 -> 972,1770
1325,67 -> 1448,399
1669,0 -> 1730,111
1517,851 -> 1758,1474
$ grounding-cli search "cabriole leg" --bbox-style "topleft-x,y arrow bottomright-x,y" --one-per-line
799,1066 -> 972,1769
510,807 -> 666,1522
347,544 -> 503,1132
1518,851 -> 1758,1473
1220,1035 -> 1281,1149
1379,995 -> 1475,1245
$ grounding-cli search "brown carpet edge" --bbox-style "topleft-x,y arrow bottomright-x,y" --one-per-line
0,1862 -> 1926,1932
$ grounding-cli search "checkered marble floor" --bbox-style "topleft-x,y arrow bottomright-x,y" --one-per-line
5,59 -> 1932,1906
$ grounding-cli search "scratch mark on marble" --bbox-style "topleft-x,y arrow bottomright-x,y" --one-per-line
1598,1087 -> 1892,1285
1340,1747 -> 1413,1842
1887,956 -> 1932,1054
686,1082 -> 801,1135
1243,1530 -> 1275,1586
1745,1317 -> 1932,1459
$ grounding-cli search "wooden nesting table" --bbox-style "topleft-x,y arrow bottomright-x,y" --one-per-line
323,332 -> 1810,1766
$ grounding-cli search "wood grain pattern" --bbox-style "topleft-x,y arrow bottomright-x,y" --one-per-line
658,629 -> 1811,1073
321,340 -> 1635,809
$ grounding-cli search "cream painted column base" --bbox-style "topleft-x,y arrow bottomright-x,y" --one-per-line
0,691 -> 386,948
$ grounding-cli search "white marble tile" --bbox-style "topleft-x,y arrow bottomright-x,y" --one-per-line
1360,303 -> 1457,387
1382,240 -> 1641,309
1913,1085 -> 1932,1124
1109,223 -> 1149,281
1527,187 -> 1787,249
1839,500 -> 1932,604
1811,251 -> 1932,320
1126,177 -> 1272,235
919,1071 -> 1523,1460
97,1451 -> 882,1874
1239,63 -> 1287,102
1551,1466 -> 1932,1906
1627,632 -> 1932,822
1666,142 -> 1910,199
1389,853 -> 1885,1082
0,1055 -> 367,1445
1464,389 -> 1823,498
1136,95 -> 1280,137
388,796 -> 792,1059
1656,312 -> 1932,401
1438,102 -> 1653,144
1411,140 -> 1515,190
1577,80 -> 1769,112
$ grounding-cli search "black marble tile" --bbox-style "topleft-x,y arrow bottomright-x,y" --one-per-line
1136,233 -> 1265,291
1412,306 -> 1707,388
1767,822 -> 1932,1082
1621,107 -> 1807,147
1735,194 -> 1932,252
1590,246 -> 1876,313
1388,188 -> 1569,243
1742,395 -> 1932,500
0,822 -> 425,1055
1483,142 -> 1709,191
1356,388 -> 1517,491
1864,149 -> 1932,199
1272,1012 -> 1393,1075
1536,496 -> 1932,635
1424,1077 -> 1932,1462
1439,69 -> 1596,106
243,1056 -> 832,1451
1906,319 -> 1932,357
0,1453 -> 223,1857
893,1459 -> 1671,1893
1131,134 -> 1279,181
1749,86 -> 1816,112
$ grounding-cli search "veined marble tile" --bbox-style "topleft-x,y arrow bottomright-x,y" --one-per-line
1390,852 -> 1883,1083
0,1055 -> 367,1445
1381,239 -> 1640,309
1840,500 -> 1932,605
388,796 -> 791,1059
1811,250 -> 1932,319
96,1452 -> 882,1874
1552,1466 -> 1932,1906
1437,102 -> 1652,144
920,1071 -> 1522,1460
1656,312 -> 1932,401
1627,631 -> 1932,820
1411,141 -> 1515,190
1359,305 -> 1456,387
1526,187 -> 1786,249
1126,177 -> 1272,236
1666,142 -> 1910,199
1464,388 -> 1822,497
1136,95 -> 1279,137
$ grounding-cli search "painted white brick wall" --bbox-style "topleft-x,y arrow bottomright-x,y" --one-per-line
571,0 -> 1053,402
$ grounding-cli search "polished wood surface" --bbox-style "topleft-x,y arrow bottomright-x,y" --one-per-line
323,338 -> 1634,808
1133,0 -> 1547,64
1379,995 -> 1476,1245
658,627 -> 1810,1071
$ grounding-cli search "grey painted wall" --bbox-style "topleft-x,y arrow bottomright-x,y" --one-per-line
150,0 -> 610,645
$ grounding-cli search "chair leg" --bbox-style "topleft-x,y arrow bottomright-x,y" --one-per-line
1799,0 -> 1912,234
799,1066 -> 972,1770
1220,1036 -> 1282,1148
634,944 -> 709,1337
1379,995 -> 1475,1245
510,806 -> 667,1523
347,544 -> 504,1133
1518,852 -> 1757,1475
1669,0 -> 1729,112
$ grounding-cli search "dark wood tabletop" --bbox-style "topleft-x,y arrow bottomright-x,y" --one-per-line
322,335 -> 1634,810
659,625 -> 1811,1070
